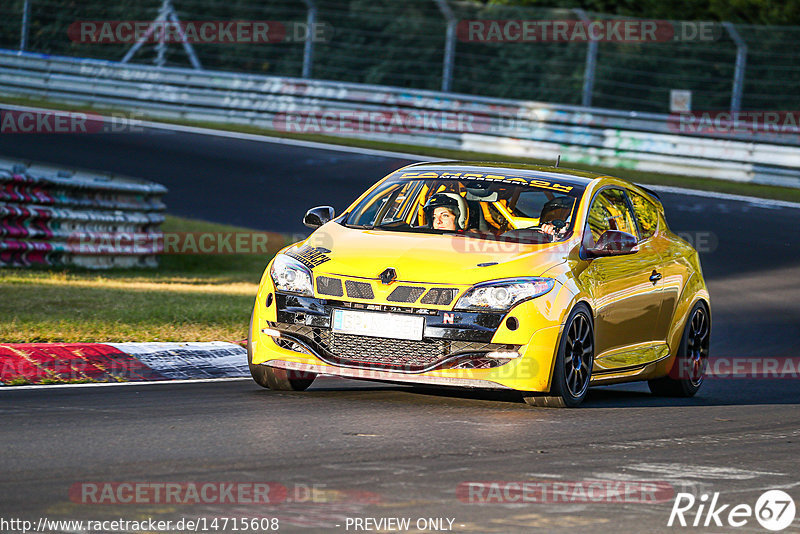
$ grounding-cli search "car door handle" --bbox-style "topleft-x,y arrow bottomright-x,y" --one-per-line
649,270 -> 662,284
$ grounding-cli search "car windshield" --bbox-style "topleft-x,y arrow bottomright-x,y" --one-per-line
343,172 -> 585,243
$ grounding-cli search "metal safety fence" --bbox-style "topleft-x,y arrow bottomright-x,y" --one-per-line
0,157 -> 167,268
1,50 -> 799,189
0,0 -> 798,114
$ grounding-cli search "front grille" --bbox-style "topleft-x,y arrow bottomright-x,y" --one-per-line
316,276 -> 343,297
327,333 -> 445,369
345,280 -> 374,299
314,279 -> 456,307
420,288 -> 458,305
387,286 -> 425,303
269,321 -> 516,372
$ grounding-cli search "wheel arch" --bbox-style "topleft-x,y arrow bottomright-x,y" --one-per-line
666,272 -> 711,356
542,297 -> 595,393
654,273 -> 710,379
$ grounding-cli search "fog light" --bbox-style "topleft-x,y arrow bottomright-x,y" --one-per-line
261,327 -> 281,337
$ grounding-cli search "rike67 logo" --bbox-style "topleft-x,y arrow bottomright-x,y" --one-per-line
668,490 -> 796,531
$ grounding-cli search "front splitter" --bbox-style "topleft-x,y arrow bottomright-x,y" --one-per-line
263,360 -> 513,390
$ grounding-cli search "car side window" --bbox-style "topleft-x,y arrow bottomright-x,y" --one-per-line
585,188 -> 638,246
628,190 -> 659,240
381,181 -> 417,223
348,181 -> 398,226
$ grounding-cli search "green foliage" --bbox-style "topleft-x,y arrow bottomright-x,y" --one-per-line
488,0 -> 800,25
0,0 -> 797,112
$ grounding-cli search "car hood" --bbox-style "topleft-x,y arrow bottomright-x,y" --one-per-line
294,222 -> 572,285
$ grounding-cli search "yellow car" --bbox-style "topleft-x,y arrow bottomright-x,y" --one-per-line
248,162 -> 710,407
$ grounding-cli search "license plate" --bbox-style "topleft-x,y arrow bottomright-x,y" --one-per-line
331,309 -> 424,341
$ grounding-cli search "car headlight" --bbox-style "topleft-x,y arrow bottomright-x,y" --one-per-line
454,277 -> 555,311
270,254 -> 313,296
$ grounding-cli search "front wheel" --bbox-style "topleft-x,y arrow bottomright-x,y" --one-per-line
247,310 -> 316,391
523,304 -> 594,408
648,301 -> 709,397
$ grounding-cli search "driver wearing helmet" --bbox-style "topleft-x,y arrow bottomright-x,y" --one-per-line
423,192 -> 468,232
538,196 -> 574,239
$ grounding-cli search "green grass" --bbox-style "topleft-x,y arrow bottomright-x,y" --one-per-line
4,377 -> 33,386
3,93 -> 799,203
0,215 -> 289,343
3,376 -> 105,386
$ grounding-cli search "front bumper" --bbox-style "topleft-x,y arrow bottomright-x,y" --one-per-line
252,289 -> 564,392
271,293 -> 519,372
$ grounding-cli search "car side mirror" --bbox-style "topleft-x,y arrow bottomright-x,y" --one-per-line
586,230 -> 639,257
303,206 -> 335,229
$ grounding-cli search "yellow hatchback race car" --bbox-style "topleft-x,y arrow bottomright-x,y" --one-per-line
248,162 -> 710,407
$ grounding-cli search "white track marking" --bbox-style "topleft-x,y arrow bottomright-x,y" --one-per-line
626,463 -> 785,480
0,377 -> 252,391
646,184 -> 800,210
107,342 -> 249,379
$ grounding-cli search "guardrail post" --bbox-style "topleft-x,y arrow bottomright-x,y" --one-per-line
574,9 -> 598,108
19,0 -> 31,52
722,22 -> 747,113
122,0 -> 202,70
154,0 -> 171,67
301,0 -> 317,78
167,5 -> 202,69
433,0 -> 456,92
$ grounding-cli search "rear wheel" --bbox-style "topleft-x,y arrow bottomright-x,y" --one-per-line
524,304 -> 593,408
247,310 -> 316,391
648,301 -> 709,397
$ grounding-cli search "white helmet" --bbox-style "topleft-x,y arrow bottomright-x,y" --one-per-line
423,192 -> 468,229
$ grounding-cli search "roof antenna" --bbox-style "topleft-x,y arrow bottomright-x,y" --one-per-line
555,154 -> 561,167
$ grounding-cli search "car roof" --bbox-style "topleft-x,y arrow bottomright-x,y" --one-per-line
398,161 -> 605,188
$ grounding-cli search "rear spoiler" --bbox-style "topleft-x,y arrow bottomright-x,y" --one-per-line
634,184 -> 662,203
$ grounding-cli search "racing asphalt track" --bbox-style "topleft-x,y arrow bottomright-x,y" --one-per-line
1,127 -> 799,533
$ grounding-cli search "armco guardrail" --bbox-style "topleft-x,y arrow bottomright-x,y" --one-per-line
1,49 -> 799,189
0,158 -> 167,269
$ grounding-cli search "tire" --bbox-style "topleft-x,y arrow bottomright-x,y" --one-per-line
247,310 -> 316,391
523,304 -> 594,408
648,301 -> 710,397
